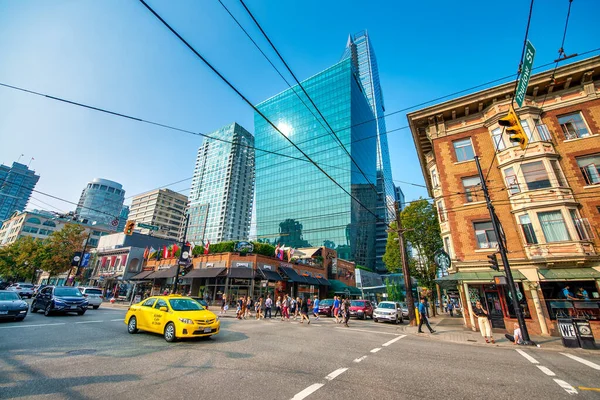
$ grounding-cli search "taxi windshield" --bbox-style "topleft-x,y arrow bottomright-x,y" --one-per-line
169,298 -> 205,311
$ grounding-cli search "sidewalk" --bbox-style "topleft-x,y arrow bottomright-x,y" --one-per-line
402,314 -> 599,355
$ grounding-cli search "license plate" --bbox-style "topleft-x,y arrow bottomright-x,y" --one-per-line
70,306 -> 77,309
0,311 -> 7,315
203,327 -> 212,333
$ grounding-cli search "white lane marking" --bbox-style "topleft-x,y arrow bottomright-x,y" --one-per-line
382,335 -> 406,347
515,349 -> 539,364
291,383 -> 324,400
110,319 -> 123,322
553,379 -> 578,395
335,327 -> 401,336
370,348 -> 381,353
325,368 -> 348,381
75,320 -> 104,324
536,366 -> 556,376
560,353 -> 600,371
0,323 -> 65,329
354,355 -> 367,363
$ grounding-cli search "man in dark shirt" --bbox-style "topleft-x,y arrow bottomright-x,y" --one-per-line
418,298 -> 435,333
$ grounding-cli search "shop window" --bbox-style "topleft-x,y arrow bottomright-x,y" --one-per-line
519,214 -> 537,244
504,167 -> 520,195
557,112 -> 590,139
537,210 -> 571,242
522,161 -> 551,190
473,221 -> 498,249
576,154 -> 600,185
541,281 -> 599,320
453,138 -> 475,162
503,283 -> 531,319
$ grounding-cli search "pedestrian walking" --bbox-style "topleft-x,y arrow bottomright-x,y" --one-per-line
255,297 -> 264,319
473,300 -> 494,343
333,296 -> 341,324
282,295 -> 290,321
290,297 -> 297,320
448,301 -> 454,317
265,294 -> 273,318
237,296 -> 244,320
221,294 -> 227,315
418,298 -> 435,334
245,296 -> 253,319
343,297 -> 351,327
274,296 -> 282,318
300,297 -> 310,324
312,295 -> 320,320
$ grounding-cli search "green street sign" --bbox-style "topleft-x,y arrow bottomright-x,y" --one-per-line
138,223 -> 159,231
514,40 -> 535,108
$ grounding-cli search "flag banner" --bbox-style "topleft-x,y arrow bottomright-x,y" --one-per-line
163,246 -> 168,259
204,240 -> 210,255
143,247 -> 149,260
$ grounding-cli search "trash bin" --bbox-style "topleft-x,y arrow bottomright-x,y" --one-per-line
573,318 -> 598,350
557,318 -> 580,348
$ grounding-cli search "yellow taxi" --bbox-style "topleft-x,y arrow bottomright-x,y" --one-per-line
124,295 -> 220,342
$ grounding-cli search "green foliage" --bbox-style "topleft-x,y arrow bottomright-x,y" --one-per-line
383,221 -> 401,273
192,246 -> 204,256
355,264 -> 373,272
385,278 -> 405,302
252,242 -> 275,257
207,241 -> 235,254
41,224 -> 86,277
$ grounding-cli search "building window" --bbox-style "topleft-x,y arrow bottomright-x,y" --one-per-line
535,122 -> 552,141
520,119 -> 535,143
462,176 -> 482,202
537,210 -> 571,243
26,218 -> 41,225
453,138 -> 475,162
550,160 -> 567,187
504,167 -> 520,195
558,112 -> 590,139
430,166 -> 439,188
443,237 -> 452,258
576,154 -> 600,185
519,214 -> 537,244
522,161 -> 551,190
473,221 -> 498,249
436,200 -> 447,222
491,128 -> 506,151
569,209 -> 593,240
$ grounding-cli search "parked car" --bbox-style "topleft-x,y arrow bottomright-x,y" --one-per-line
7,283 -> 34,298
373,301 -> 403,324
190,297 -> 209,310
399,302 -> 409,318
318,299 -> 334,316
31,286 -> 88,316
349,300 -> 374,319
33,284 -> 48,297
125,295 -> 220,342
78,287 -> 104,309
0,290 -> 29,321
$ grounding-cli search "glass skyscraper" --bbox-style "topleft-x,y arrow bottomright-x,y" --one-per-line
341,30 -> 396,272
75,178 -> 125,229
0,162 -> 40,222
188,122 -> 255,245
255,57 -> 379,268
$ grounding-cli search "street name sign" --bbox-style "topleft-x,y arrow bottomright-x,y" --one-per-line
138,223 -> 159,231
515,40 -> 536,108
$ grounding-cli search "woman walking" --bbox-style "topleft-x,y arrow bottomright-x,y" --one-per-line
274,296 -> 282,318
220,293 -> 227,315
255,297 -> 264,320
300,297 -> 310,324
474,300 -> 494,343
282,295 -> 290,321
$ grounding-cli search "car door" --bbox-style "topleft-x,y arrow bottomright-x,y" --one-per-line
36,287 -> 50,309
136,298 -> 157,330
150,299 -> 170,333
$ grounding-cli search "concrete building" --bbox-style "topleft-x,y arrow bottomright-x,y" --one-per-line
128,189 -> 187,240
407,56 -> 600,338
0,162 -> 40,222
188,122 -> 255,245
75,178 -> 125,229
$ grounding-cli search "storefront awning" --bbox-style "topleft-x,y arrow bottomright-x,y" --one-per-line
151,266 -> 178,279
329,279 -> 361,295
186,267 -> 226,278
538,268 -> 600,281
278,267 -> 302,282
129,270 -> 155,280
229,267 -> 255,279
257,268 -> 282,281
436,271 -> 526,283
302,275 -> 320,285
316,278 -> 331,286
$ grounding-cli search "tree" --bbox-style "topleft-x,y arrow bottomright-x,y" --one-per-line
382,222 -> 401,273
0,237 -> 49,282
41,224 -> 86,279
385,278 -> 405,302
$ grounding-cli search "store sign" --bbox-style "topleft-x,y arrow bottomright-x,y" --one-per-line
236,263 -> 249,268
232,279 -> 250,285
235,241 -> 254,253
558,321 -> 576,339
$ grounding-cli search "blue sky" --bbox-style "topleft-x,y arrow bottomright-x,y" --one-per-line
0,0 -> 598,214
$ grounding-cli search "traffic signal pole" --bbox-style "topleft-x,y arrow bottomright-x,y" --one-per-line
475,156 -> 534,345
173,213 -> 190,294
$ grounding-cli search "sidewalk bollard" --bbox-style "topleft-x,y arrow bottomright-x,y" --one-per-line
415,307 -> 420,325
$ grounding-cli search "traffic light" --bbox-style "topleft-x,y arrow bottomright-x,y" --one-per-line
487,253 -> 499,271
498,105 -> 529,150
179,264 -> 192,277
124,220 -> 135,236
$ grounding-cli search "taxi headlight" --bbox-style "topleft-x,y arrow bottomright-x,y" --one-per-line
215,316 -> 220,322
178,318 -> 194,324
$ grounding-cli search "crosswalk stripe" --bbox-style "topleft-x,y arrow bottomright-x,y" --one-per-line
560,353 -> 600,371
553,379 -> 578,395
515,349 -> 538,364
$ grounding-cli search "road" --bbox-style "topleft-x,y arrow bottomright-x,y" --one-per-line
1,307 -> 599,399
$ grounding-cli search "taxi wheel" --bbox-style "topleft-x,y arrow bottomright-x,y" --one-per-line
164,322 -> 177,342
128,316 -> 138,334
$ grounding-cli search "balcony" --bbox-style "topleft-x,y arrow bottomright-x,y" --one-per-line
497,141 -> 556,167
524,241 -> 596,259
509,188 -> 576,212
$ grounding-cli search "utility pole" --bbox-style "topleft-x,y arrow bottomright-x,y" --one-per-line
68,230 -> 92,286
395,202 -> 416,326
173,213 -> 190,294
475,156 -> 534,345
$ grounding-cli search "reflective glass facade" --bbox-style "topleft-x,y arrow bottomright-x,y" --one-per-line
0,162 -> 40,222
342,31 -> 396,272
75,178 -> 125,229
255,58 -> 378,268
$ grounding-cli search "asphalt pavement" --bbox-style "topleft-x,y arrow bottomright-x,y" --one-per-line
1,307 -> 599,400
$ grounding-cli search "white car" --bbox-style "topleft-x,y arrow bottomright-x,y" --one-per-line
7,283 -> 34,298
78,287 -> 104,309
373,301 -> 403,324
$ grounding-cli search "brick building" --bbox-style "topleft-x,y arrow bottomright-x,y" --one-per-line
408,56 -> 600,338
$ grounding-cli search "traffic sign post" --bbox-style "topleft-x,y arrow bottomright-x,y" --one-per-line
514,40 -> 536,108
138,223 -> 159,231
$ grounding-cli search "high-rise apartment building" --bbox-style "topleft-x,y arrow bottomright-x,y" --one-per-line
0,162 -> 40,222
75,178 -> 125,229
129,189 -> 187,240
187,122 -> 254,245
342,31 -> 396,272
255,57 -> 379,268
117,205 -> 130,232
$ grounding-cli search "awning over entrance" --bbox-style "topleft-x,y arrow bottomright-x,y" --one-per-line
129,270 -> 155,280
538,268 -> 600,281
151,266 -> 178,279
186,267 -> 226,279
257,268 -> 282,281
316,278 -> 331,286
228,267 -> 255,279
279,267 -> 304,282
301,275 -> 320,285
329,279 -> 361,295
436,271 -> 526,283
